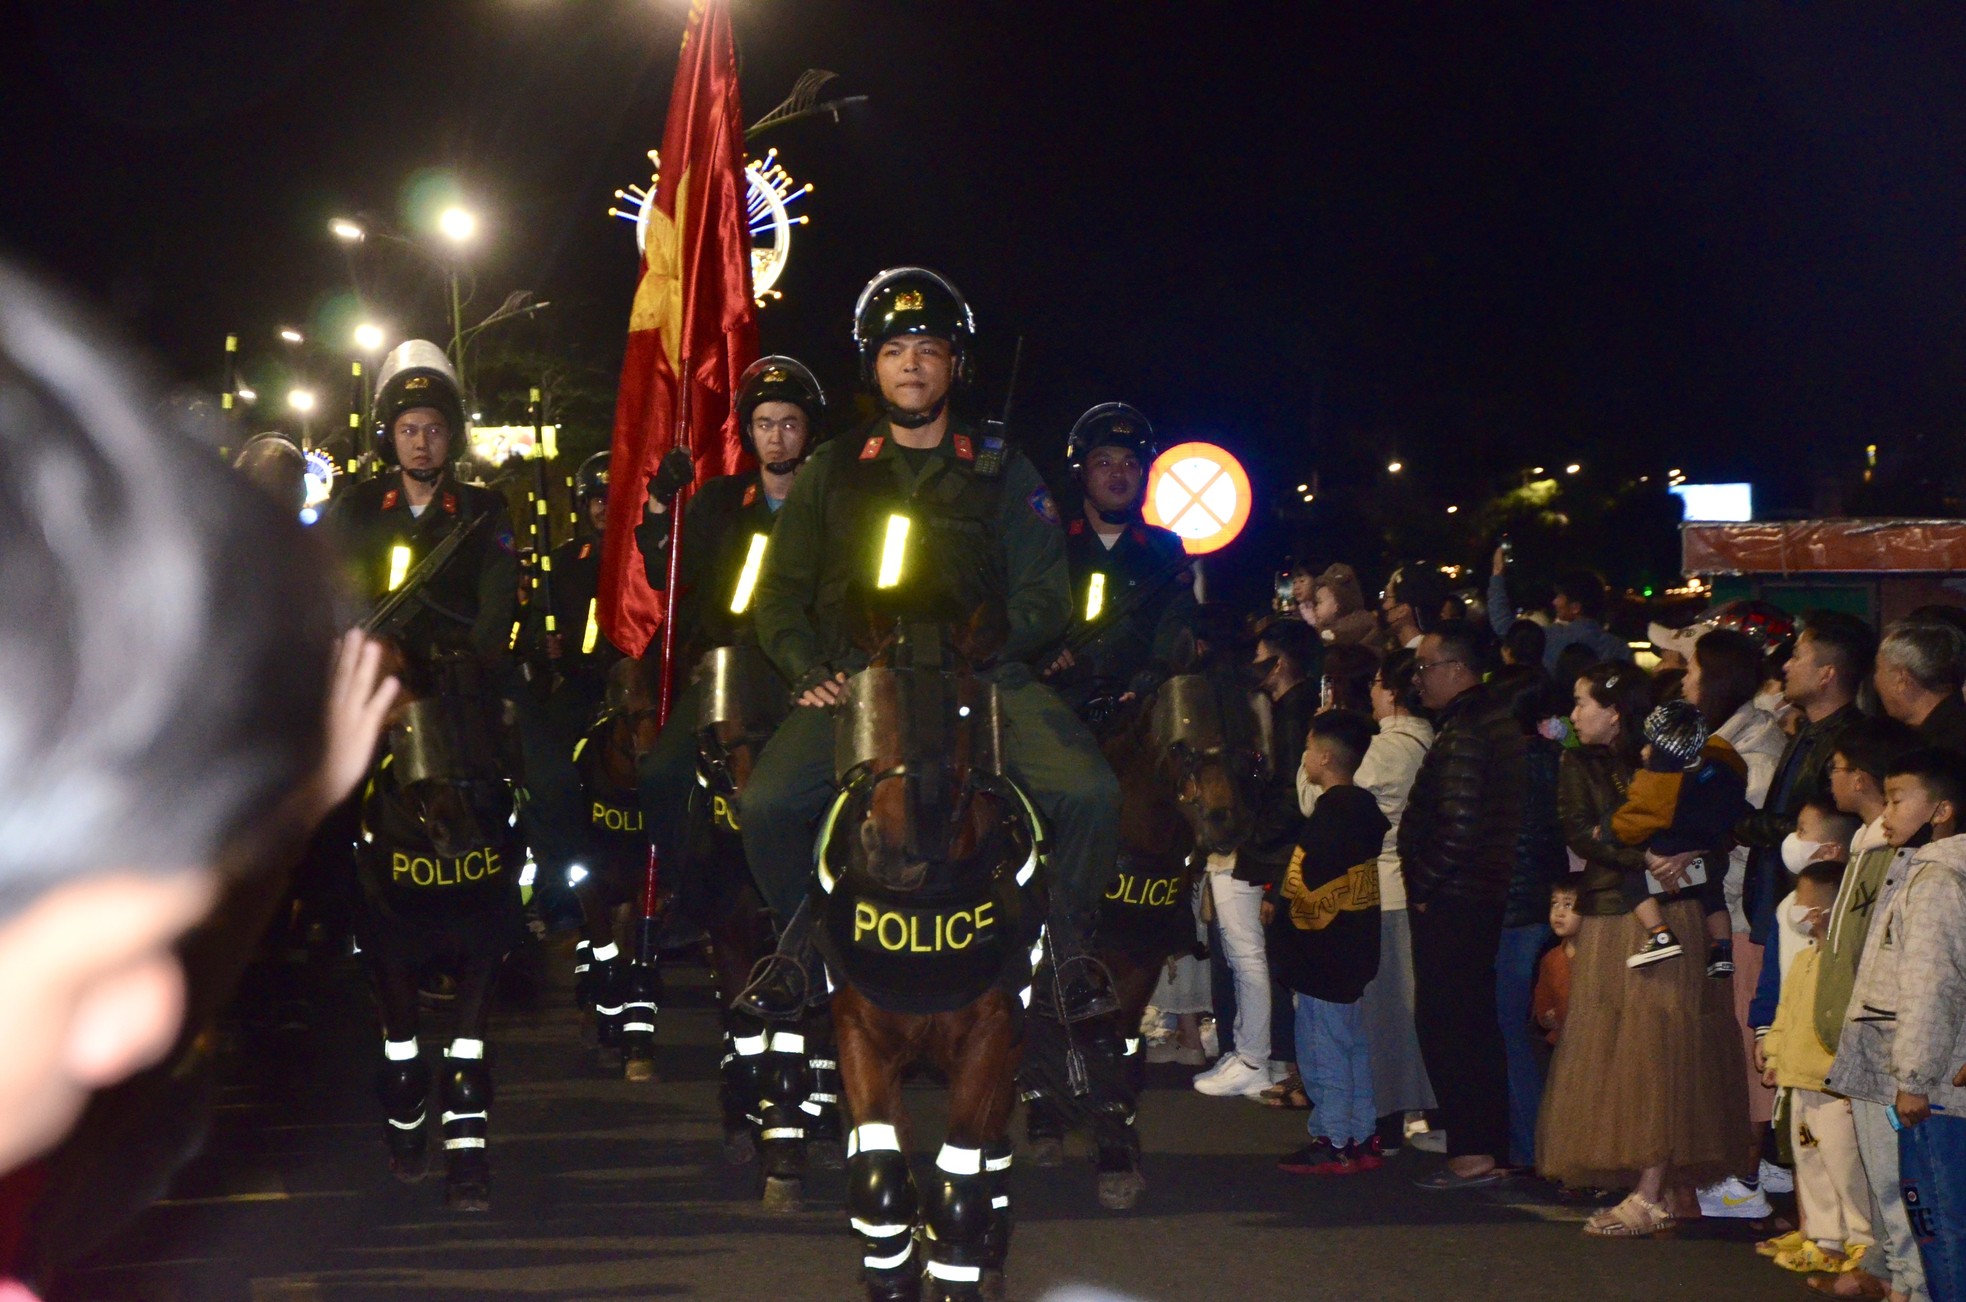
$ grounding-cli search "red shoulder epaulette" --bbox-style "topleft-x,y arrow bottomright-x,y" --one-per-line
381,488 -> 399,511
578,541 -> 593,561
442,492 -> 458,515
1131,525 -> 1148,546
953,433 -> 974,461
743,483 -> 759,506
1067,518 -> 1085,537
859,436 -> 885,461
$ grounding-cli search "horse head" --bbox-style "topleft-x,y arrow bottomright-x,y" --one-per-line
1143,641 -> 1264,857
837,611 -> 1015,896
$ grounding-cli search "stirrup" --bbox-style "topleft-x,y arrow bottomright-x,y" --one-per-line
1034,951 -> 1120,1023
733,953 -> 819,1022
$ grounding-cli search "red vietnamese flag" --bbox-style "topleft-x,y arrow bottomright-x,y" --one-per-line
599,0 -> 758,659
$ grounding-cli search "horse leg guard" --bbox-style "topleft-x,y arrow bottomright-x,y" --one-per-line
572,939 -> 596,1010
617,957 -> 661,1081
980,1140 -> 1014,1277
376,1037 -> 430,1181
924,1143 -> 995,1301
1081,1016 -> 1143,1210
589,942 -> 624,1047
847,1125 -> 920,1302
441,1039 -> 492,1212
756,1026 -> 811,1210
721,1012 -> 769,1166
802,1010 -> 844,1168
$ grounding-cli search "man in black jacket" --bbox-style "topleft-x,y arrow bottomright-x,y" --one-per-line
1875,619 -> 1966,755
1397,624 -> 1525,1187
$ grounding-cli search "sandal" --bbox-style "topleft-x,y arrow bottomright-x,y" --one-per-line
1583,1192 -> 1677,1238
1259,1079 -> 1311,1110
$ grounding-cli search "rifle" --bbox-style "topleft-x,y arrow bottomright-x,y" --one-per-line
362,510 -> 492,638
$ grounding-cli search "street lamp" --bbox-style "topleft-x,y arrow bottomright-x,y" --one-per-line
1446,504 -> 1459,514
353,323 -> 385,352
236,386 -> 257,403
438,206 -> 477,244
1387,460 -> 1404,474
289,388 -> 316,449
329,218 -> 366,243
279,328 -> 304,344
1565,463 -> 1581,475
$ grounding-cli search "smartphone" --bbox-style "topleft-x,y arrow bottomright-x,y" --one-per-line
1274,570 -> 1294,612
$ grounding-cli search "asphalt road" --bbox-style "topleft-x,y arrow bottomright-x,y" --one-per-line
49,940 -> 1807,1302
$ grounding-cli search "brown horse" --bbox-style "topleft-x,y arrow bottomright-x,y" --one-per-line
690,645 -> 842,1204
806,620 -> 1038,1302
1023,653 -> 1263,1210
569,658 -> 665,1081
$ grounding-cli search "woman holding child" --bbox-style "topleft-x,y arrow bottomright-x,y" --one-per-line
1538,662 -> 1755,1237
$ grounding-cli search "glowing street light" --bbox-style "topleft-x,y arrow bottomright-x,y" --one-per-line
329,217 -> 366,243
1446,505 -> 1459,514
236,386 -> 257,403
438,206 -> 477,244
278,327 -> 304,344
1565,463 -> 1581,475
1531,466 -> 1545,475
1387,460 -> 1404,474
353,323 -> 385,352
288,389 -> 316,413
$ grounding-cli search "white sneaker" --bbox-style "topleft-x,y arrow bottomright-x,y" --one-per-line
1193,1055 -> 1271,1097
1758,1159 -> 1795,1195
1697,1176 -> 1772,1219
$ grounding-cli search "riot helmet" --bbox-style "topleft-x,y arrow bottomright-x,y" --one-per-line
1066,402 -> 1157,475
851,267 -> 975,427
735,355 -> 824,472
232,432 -> 307,516
371,340 -> 466,480
574,451 -> 611,503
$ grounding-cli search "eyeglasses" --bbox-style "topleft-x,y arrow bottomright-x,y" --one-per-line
1414,658 -> 1464,675
750,417 -> 806,436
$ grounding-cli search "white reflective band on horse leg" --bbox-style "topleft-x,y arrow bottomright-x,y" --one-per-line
807,1092 -> 838,1104
733,1034 -> 767,1056
1028,939 -> 1045,968
984,1153 -> 1012,1172
760,1127 -> 805,1142
849,1123 -> 901,1158
622,1023 -> 655,1033
441,1111 -> 488,1124
447,1039 -> 485,1060
383,1038 -> 419,1061
936,1144 -> 982,1176
596,1004 -> 625,1017
387,1113 -> 425,1130
591,943 -> 620,962
864,1245 -> 914,1271
991,1195 -> 1010,1209
769,1031 -> 805,1055
1019,986 -> 1033,1007
851,1220 -> 910,1239
926,1261 -> 982,1284
444,1137 -> 487,1150
1124,1038 -> 1141,1056
800,1100 -> 824,1116
809,1058 -> 838,1071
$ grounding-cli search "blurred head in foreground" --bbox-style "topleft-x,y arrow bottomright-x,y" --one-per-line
0,262 -> 333,1173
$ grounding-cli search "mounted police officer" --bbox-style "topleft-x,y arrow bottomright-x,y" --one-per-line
633,355 -> 823,927
1042,403 -> 1196,728
735,266 -> 1122,1022
327,341 -> 516,668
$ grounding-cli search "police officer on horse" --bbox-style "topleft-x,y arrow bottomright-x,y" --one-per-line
736,267 -> 1123,1024
328,341 -> 516,667
1043,403 -> 1196,727
633,354 -> 825,919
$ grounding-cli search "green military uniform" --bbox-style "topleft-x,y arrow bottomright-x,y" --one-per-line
1053,515 -> 1196,721
328,473 -> 517,663
740,418 -> 1122,921
634,469 -> 788,872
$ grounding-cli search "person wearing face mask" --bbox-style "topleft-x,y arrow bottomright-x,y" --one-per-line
1042,403 -> 1195,725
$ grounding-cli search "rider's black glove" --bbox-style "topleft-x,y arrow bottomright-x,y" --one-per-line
649,447 -> 695,505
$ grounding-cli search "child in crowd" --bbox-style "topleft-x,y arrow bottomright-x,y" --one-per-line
1760,860 -> 1873,1276
1267,710 -> 1389,1177
1533,883 -> 1580,1047
1599,699 -> 1749,973
1828,747 -> 1966,1302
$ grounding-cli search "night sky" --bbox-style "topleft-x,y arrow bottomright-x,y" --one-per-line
8,2 -> 1966,581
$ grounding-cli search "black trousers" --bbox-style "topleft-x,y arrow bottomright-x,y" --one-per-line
1409,898 -> 1509,1161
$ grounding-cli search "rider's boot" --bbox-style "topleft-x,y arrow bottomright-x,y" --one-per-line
440,1038 -> 492,1212
377,1036 -> 431,1181
734,897 -> 826,1022
572,938 -> 597,1009
1032,906 -> 1118,1023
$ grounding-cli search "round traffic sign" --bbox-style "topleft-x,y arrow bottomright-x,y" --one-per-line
1142,441 -> 1251,555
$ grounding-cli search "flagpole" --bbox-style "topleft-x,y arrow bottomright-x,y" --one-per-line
635,365 -> 691,1000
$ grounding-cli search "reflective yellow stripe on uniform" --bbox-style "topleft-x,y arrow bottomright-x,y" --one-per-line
386,545 -> 412,591
582,598 -> 600,654
876,514 -> 910,589
729,532 -> 770,614
1085,572 -> 1106,621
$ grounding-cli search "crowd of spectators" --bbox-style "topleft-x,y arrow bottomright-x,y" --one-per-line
1157,551 -> 1966,1301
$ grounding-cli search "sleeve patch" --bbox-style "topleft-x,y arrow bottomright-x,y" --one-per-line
1028,487 -> 1060,526
496,529 -> 516,554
